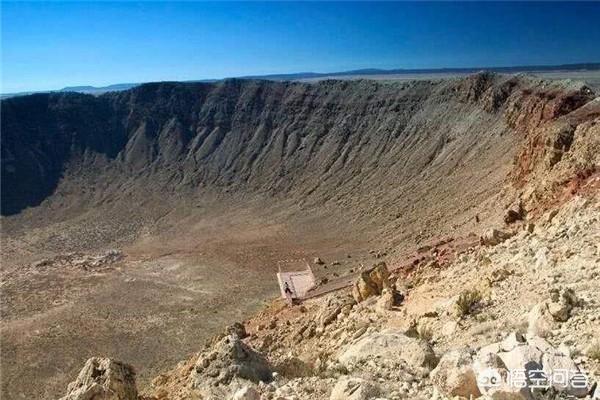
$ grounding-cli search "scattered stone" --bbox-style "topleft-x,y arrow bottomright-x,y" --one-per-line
316,295 -> 354,328
431,349 -> 481,398
338,329 -> 438,370
526,222 -> 535,233
32,250 -> 124,271
375,287 -> 404,312
480,228 -> 514,246
504,201 -> 524,224
329,377 -> 379,400
231,386 -> 260,400
441,321 -> 458,337
474,333 -> 591,399
527,302 -> 555,338
227,322 -> 249,339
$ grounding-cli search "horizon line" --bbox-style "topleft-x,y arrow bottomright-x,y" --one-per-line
3,61 -> 599,97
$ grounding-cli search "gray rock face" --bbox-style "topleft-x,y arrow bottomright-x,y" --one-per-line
316,294 -> 355,329
527,302 -> 555,338
473,333 -> 591,399
338,329 -> 438,370
226,322 -> 249,339
431,349 -> 481,398
375,288 -> 402,312
59,357 -> 137,400
528,288 -> 579,337
480,228 -> 514,246
230,386 -> 260,400
191,334 -> 272,388
329,377 -> 380,400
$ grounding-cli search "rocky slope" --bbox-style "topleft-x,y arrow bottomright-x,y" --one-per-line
60,191 -> 600,400
3,73 -> 598,265
2,73 -> 599,400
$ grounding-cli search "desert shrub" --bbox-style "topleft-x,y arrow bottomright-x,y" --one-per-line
417,324 -> 434,342
587,340 -> 600,361
455,289 -> 483,318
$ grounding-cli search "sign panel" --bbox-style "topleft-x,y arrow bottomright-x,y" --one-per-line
277,269 -> 316,299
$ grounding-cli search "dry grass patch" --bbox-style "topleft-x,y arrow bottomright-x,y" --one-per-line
455,289 -> 483,318
587,340 -> 600,361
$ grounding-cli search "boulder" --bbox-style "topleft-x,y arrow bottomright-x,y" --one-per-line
59,357 -> 138,400
473,349 -> 531,400
593,384 -> 600,399
480,229 -> 514,246
499,332 -> 526,352
352,262 -> 391,303
369,262 -> 391,292
560,287 -> 579,309
527,302 -> 555,338
431,349 -> 481,398
227,322 -> 249,339
329,377 -> 380,400
547,301 -> 570,322
441,321 -> 458,337
273,356 -> 313,378
504,201 -> 525,224
231,386 -> 261,400
375,288 -> 403,312
473,333 -> 591,399
338,329 -> 438,370
314,257 -> 325,265
317,295 -> 355,328
191,335 -> 272,387
542,349 -> 589,397
528,289 -> 579,336
497,341 -> 543,373
352,271 -> 379,303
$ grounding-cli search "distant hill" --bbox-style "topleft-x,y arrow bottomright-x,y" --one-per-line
1,83 -> 140,99
2,62 -> 599,99
240,62 -> 600,81
59,83 -> 139,94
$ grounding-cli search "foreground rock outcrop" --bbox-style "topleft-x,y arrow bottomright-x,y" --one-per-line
190,334 -> 272,396
338,329 -> 438,370
432,333 -> 591,399
431,349 -> 481,398
59,358 -> 137,400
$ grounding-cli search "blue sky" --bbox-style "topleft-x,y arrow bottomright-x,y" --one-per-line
2,1 -> 599,93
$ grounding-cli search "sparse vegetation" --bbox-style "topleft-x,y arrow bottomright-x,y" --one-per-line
455,289 -> 483,318
417,324 -> 434,342
587,340 -> 600,361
